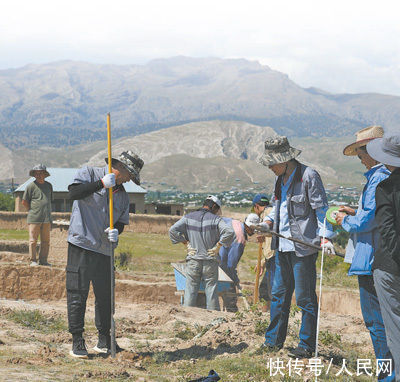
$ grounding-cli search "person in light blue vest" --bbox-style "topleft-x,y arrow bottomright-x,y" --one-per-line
336,126 -> 394,381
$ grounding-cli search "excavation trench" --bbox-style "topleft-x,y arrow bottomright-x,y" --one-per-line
0,261 -> 362,317
0,264 -> 179,304
0,228 -> 363,317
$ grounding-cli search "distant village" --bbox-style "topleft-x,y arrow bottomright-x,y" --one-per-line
144,181 -> 361,209
0,176 -> 361,216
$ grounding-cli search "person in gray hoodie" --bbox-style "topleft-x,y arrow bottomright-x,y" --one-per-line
169,195 -> 235,310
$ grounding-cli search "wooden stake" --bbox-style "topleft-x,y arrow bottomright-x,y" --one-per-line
253,241 -> 263,304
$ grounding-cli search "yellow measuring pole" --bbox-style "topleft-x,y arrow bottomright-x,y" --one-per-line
107,113 -> 114,230
107,113 -> 116,358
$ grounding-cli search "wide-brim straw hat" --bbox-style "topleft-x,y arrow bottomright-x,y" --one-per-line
105,150 -> 144,185
29,164 -> 50,178
343,125 -> 384,156
367,135 -> 400,167
259,136 -> 301,166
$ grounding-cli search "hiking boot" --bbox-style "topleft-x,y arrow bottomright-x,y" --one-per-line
289,346 -> 313,359
69,335 -> 88,359
30,261 -> 38,267
255,342 -> 282,355
93,334 -> 123,354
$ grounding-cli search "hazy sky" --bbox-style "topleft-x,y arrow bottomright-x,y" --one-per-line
2,0 -> 400,95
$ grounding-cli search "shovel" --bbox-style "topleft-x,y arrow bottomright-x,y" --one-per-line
252,225 -> 344,258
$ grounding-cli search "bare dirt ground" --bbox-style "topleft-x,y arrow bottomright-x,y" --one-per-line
0,297 -> 373,382
0,238 -> 379,381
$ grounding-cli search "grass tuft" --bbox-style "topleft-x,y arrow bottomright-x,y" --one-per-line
254,319 -> 269,336
115,251 -> 133,271
5,309 -> 66,333
320,330 -> 342,346
174,321 -> 196,340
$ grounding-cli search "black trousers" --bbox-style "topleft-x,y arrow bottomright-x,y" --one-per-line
66,243 -> 112,336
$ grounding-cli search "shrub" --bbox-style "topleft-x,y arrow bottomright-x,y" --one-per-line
6,309 -> 66,333
175,326 -> 196,340
115,251 -> 132,271
320,330 -> 341,346
254,319 -> 269,336
0,193 -> 14,211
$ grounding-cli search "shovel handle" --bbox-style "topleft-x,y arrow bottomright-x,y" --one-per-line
253,241 -> 263,304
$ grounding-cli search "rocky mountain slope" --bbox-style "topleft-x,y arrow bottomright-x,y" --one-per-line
86,120 -> 277,166
1,57 -> 399,148
3,120 -> 365,192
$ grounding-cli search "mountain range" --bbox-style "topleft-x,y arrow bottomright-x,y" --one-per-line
4,120 -> 367,192
1,57 -> 399,149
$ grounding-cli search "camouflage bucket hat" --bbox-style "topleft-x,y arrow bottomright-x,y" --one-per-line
29,164 -> 50,177
259,136 -> 301,166
105,150 -> 144,185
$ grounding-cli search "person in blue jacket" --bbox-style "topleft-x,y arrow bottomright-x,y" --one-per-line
219,194 -> 270,311
336,126 -> 394,381
218,217 -> 248,312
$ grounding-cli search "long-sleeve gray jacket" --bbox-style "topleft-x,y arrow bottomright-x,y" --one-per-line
270,162 -> 332,256
169,208 -> 235,260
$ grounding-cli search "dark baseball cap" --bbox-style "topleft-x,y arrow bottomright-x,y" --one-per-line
252,194 -> 269,206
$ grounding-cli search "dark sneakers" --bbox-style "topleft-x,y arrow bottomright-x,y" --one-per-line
93,334 -> 123,354
39,262 -> 51,266
255,342 -> 283,355
288,346 -> 313,359
69,335 -> 88,359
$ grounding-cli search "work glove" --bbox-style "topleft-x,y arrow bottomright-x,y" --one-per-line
207,243 -> 222,257
186,243 -> 197,257
101,173 -> 116,188
105,227 -> 118,243
255,223 -> 272,238
321,239 -> 335,255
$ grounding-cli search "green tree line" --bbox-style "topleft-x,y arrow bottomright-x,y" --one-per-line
0,193 -> 15,211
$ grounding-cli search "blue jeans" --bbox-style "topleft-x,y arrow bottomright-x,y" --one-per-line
359,275 -> 395,381
184,258 -> 220,311
259,256 -> 276,302
264,251 -> 318,351
219,242 -> 244,285
219,242 -> 245,311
